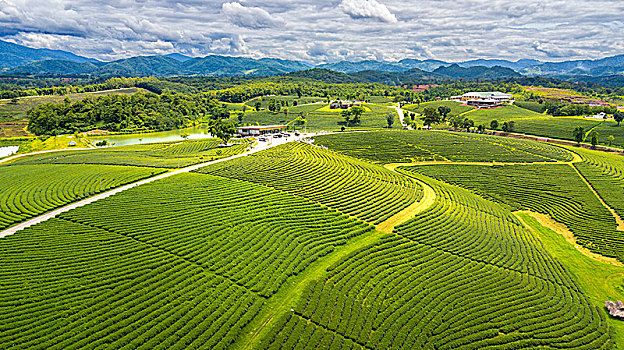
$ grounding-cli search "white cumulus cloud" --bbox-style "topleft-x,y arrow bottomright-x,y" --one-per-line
339,0 -> 397,24
222,2 -> 282,29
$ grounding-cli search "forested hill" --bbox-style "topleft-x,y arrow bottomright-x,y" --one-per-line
8,55 -> 312,77
2,39 -> 624,80
0,40 -> 96,68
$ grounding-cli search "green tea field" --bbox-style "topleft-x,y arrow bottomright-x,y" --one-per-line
2,129 -> 624,349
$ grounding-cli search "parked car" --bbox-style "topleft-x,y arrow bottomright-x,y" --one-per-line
258,137 -> 267,142
294,131 -> 300,136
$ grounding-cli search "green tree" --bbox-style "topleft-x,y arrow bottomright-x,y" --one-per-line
450,115 -> 463,128
254,101 -> 261,111
490,120 -> 499,130
615,111 -> 624,126
350,106 -> 365,125
341,106 -> 365,127
591,132 -> 598,148
341,109 -> 352,126
209,119 -> 236,145
501,121 -> 515,132
437,106 -> 451,120
608,135 -> 615,147
573,126 -> 585,144
386,113 -> 395,128
462,118 -> 474,131
423,107 -> 440,126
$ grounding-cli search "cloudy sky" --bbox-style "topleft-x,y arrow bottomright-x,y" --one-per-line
0,0 -> 622,63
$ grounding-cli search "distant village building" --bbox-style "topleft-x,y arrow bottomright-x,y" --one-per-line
329,100 -> 364,109
236,125 -> 286,136
452,91 -> 513,102
466,99 -> 503,108
451,91 -> 513,108
585,112 -> 610,120
411,84 -> 439,92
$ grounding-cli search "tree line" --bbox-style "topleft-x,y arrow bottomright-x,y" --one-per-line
27,92 -> 229,135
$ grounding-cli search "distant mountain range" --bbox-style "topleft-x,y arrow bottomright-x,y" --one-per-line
1,39 -> 623,80
0,40 -> 96,69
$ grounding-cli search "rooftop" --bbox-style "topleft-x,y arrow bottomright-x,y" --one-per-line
464,91 -> 512,97
237,125 -> 287,130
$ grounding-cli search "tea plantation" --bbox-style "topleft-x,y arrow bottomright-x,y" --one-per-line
10,138 -> 250,168
262,177 -> 613,349
0,164 -> 165,230
2,130 -> 624,349
315,130 -> 574,163
407,163 -> 624,261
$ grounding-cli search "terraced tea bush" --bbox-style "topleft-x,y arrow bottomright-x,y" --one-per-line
315,130 -> 574,164
61,173 -> 372,297
514,100 -> 547,113
464,104 -> 543,125
200,142 -> 423,224
0,173 -> 371,348
314,131 -> 442,163
261,176 -> 614,349
0,163 -> 164,230
474,134 -> 574,162
572,147 -> 624,218
409,163 -> 624,261
0,218 -> 264,349
513,117 -> 602,142
11,138 -> 250,168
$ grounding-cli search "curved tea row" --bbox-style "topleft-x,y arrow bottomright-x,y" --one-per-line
11,139 -> 249,168
0,173 -> 372,348
200,142 -> 423,225
261,176 -> 613,349
409,163 -> 624,262
0,163 -> 164,230
572,147 -> 624,220
314,130 -> 574,164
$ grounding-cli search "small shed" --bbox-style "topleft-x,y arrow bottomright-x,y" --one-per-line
236,125 -> 287,136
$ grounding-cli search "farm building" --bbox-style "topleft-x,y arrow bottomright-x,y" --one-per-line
236,125 -> 287,136
451,91 -> 513,103
466,99 -> 502,108
329,100 -> 364,109
585,112 -> 611,120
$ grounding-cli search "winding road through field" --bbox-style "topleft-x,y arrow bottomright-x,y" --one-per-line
392,104 -> 409,128
0,134 -> 312,238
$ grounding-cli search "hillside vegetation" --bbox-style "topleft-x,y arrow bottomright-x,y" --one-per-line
315,130 -> 574,163
201,142 -> 423,225
1,128 -> 624,349
262,175 -> 613,349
